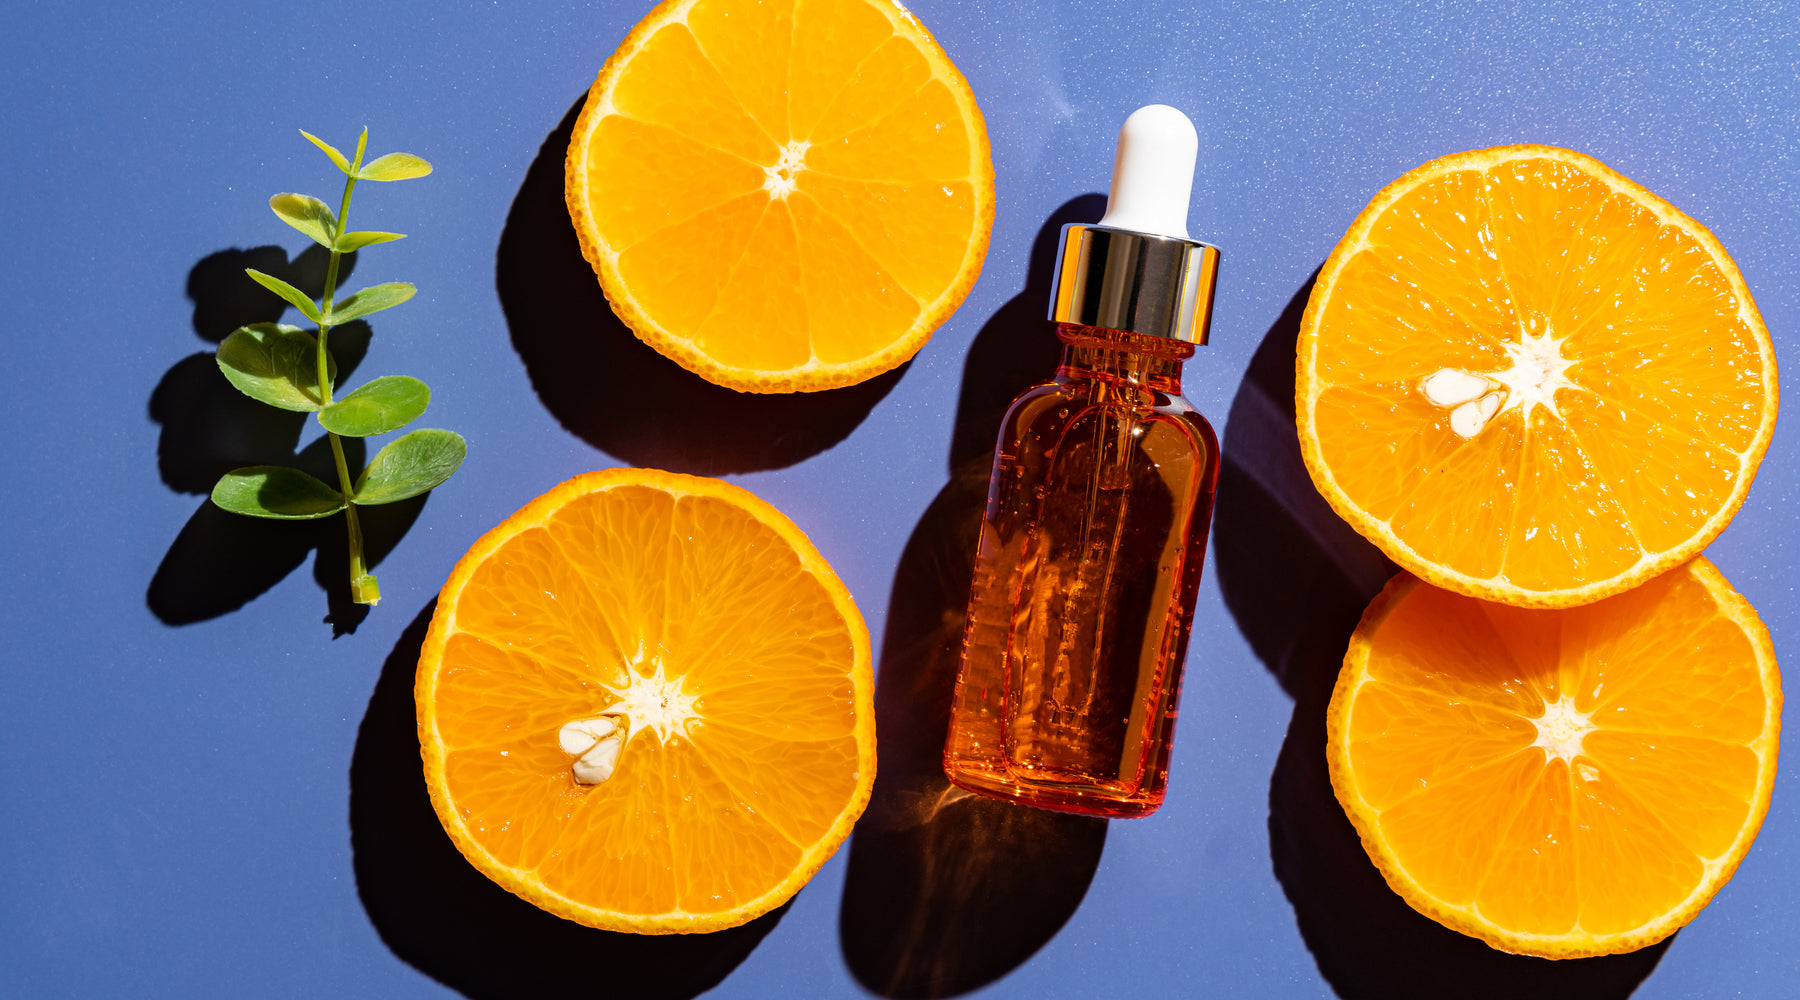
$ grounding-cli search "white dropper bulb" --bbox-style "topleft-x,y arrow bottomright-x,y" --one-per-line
1096,104 -> 1198,240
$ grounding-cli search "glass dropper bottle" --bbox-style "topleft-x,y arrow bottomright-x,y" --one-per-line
943,105 -> 1222,819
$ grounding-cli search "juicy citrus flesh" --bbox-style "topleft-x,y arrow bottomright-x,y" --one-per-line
417,469 -> 875,933
566,0 -> 995,393
1297,145 -> 1777,608
1327,558 -> 1780,958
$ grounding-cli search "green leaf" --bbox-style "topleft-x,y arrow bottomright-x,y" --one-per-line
216,323 -> 336,411
269,193 -> 337,248
245,268 -> 322,324
318,376 -> 430,437
212,466 -> 345,519
300,129 -> 353,175
358,152 -> 433,182
334,230 -> 405,253
326,282 -> 416,325
355,429 -> 466,505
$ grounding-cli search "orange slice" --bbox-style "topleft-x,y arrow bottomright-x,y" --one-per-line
566,0 -> 994,393
1297,145 -> 1778,608
1327,558 -> 1781,958
416,468 -> 875,933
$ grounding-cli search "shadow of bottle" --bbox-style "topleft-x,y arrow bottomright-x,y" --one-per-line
148,246 -> 426,634
350,602 -> 788,1000
496,94 -> 906,476
1213,275 -> 1672,998
837,196 -> 1109,1000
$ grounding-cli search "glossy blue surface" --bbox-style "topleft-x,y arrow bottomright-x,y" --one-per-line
4,2 -> 1797,997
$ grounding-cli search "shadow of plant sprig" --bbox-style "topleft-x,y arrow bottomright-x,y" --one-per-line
151,246 -> 396,634
148,133 -> 459,633
208,128 -> 464,609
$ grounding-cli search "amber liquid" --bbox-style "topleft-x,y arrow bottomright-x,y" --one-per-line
943,324 -> 1219,818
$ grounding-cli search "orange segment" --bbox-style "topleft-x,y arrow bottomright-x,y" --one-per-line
567,0 -> 994,392
799,174 -> 977,302
417,469 -> 875,933
1298,145 -> 1778,607
693,202 -> 810,370
1327,559 -> 1781,958
685,0 -> 793,140
788,193 -> 921,363
805,78 -> 973,181
803,36 -> 933,144
788,0 -> 896,136
606,24 -> 780,164
581,116 -> 765,250
432,634 -> 618,749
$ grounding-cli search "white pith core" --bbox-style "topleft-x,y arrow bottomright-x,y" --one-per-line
560,654 -> 702,785
1530,694 -> 1598,771
762,141 -> 810,200
1420,323 -> 1580,439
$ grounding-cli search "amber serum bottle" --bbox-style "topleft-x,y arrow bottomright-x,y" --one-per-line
943,106 -> 1222,818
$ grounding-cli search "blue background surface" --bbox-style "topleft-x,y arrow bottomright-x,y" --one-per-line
4,1 -> 1797,997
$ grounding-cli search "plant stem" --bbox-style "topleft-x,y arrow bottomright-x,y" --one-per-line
318,136 -> 379,605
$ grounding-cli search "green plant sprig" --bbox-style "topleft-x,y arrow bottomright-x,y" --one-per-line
211,128 -> 466,607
